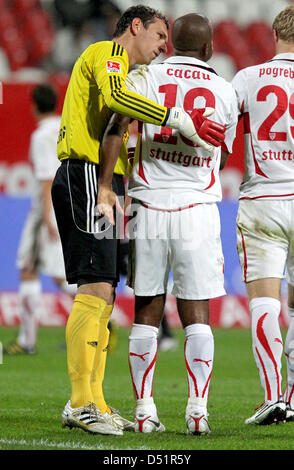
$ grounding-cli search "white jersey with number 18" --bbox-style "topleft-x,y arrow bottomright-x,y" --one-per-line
126,56 -> 238,210
232,52 -> 294,200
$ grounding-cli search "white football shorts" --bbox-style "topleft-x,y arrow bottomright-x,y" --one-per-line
237,199 -> 294,285
127,202 -> 225,299
16,206 -> 66,279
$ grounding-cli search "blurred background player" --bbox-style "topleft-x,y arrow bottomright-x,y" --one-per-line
99,13 -> 236,435
158,315 -> 178,352
4,83 -> 76,356
232,5 -> 294,425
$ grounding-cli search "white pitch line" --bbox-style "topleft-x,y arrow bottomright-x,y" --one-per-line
0,438 -> 150,451
0,438 -> 107,450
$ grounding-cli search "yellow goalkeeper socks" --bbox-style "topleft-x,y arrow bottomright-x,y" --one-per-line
66,294 -> 106,409
90,304 -> 113,414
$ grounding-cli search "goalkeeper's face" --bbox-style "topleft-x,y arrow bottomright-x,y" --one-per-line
136,18 -> 168,65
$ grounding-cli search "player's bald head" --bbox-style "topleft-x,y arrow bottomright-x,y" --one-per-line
172,13 -> 213,61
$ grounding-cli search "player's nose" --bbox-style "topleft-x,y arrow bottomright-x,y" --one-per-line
160,42 -> 167,55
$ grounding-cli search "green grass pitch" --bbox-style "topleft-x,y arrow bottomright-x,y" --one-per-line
0,326 -> 293,451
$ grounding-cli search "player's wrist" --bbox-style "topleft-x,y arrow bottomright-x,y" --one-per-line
165,107 -> 185,130
98,180 -> 112,189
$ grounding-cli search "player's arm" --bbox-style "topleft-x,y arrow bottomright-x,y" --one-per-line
97,113 -> 130,225
220,150 -> 229,170
96,47 -> 224,150
231,70 -> 247,115
31,132 -> 59,239
41,179 -> 59,240
219,86 -> 239,170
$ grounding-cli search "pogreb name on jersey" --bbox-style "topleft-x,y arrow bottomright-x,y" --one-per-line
166,68 -> 211,81
149,146 -> 212,168
259,66 -> 294,79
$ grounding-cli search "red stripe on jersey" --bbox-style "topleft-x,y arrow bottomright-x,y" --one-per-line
204,169 -> 215,190
250,126 -> 268,179
138,122 -> 149,185
250,135 -> 268,178
243,111 -> 268,178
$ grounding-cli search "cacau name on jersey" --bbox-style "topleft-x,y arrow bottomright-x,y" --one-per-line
232,53 -> 294,200
126,56 -> 238,210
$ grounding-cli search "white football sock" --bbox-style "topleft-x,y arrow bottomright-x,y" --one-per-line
250,297 -> 282,404
284,307 -> 294,407
17,280 -> 42,349
129,323 -> 158,402
184,323 -> 214,411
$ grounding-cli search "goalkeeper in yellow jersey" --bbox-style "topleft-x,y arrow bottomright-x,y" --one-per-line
52,5 -> 223,436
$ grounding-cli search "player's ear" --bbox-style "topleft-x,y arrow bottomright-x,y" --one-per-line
203,42 -> 212,62
130,18 -> 142,36
273,29 -> 278,43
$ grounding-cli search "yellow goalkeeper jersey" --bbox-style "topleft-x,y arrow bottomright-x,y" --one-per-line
57,41 -> 169,175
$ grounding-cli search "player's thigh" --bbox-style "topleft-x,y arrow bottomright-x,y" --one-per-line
170,203 -> 225,300
177,298 -> 210,327
246,278 -> 281,301
16,208 -> 42,272
38,225 -> 66,279
134,294 -> 166,327
127,204 -> 170,296
288,283 -> 294,309
237,199 -> 289,283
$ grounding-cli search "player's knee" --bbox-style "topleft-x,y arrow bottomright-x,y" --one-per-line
134,295 -> 165,327
77,280 -> 115,304
20,269 -> 38,281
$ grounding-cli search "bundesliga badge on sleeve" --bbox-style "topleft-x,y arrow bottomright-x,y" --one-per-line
106,60 -> 121,74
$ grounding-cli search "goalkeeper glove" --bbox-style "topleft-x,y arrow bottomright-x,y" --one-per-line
166,107 -> 226,151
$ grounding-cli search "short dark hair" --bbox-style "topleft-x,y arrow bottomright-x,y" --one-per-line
113,5 -> 169,38
32,84 -> 58,114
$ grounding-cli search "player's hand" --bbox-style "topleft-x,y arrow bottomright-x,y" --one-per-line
46,222 -> 59,241
166,107 -> 225,151
190,107 -> 226,147
97,184 -> 124,226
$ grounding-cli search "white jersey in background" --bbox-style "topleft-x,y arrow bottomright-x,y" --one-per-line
30,116 -> 61,217
16,115 -> 64,277
126,56 -> 238,210
232,53 -> 294,200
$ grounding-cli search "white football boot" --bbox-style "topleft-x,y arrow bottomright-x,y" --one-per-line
245,397 -> 286,425
134,399 -> 165,433
186,405 -> 211,435
61,401 -> 123,435
103,406 -> 135,432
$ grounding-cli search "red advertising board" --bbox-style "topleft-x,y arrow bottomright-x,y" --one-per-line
0,292 -> 289,329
